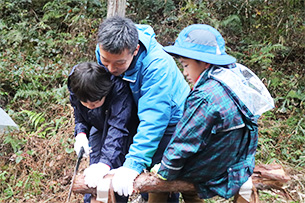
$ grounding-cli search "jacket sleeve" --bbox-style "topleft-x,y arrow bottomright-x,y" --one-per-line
123,57 -> 177,173
98,77 -> 135,168
69,90 -> 90,137
158,91 -> 210,180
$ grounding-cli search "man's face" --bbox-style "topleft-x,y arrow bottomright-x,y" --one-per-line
99,44 -> 139,76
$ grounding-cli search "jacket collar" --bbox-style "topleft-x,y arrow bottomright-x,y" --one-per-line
122,40 -> 146,83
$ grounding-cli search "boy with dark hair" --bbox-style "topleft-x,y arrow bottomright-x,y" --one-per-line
156,24 -> 274,203
68,62 -> 137,203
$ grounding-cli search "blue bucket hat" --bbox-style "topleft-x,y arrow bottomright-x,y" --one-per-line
164,24 -> 236,65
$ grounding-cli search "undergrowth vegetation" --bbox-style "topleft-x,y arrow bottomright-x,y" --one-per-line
0,0 -> 304,202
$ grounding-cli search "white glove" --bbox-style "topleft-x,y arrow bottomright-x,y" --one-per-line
111,166 -> 139,196
83,163 -> 110,188
74,133 -> 91,158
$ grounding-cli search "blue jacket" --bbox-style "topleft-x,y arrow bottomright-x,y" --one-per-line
68,70 -> 138,169
96,24 -> 190,173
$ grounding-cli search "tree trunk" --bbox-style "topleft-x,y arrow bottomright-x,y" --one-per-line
107,0 -> 126,18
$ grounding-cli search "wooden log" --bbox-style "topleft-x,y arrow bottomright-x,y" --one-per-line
72,172 -> 195,196
71,174 -> 96,195
252,163 -> 292,200
71,164 -> 291,199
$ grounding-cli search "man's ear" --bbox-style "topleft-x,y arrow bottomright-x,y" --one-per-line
133,44 -> 140,56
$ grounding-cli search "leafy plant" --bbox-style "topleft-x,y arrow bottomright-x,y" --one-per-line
0,170 -> 14,201
248,42 -> 288,70
17,109 -> 68,139
3,136 -> 26,154
20,110 -> 46,131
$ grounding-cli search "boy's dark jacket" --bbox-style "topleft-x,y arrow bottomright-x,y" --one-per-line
68,74 -> 138,169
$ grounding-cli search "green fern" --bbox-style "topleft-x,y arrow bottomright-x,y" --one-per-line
13,86 -> 69,106
20,110 -> 45,131
13,90 -> 49,102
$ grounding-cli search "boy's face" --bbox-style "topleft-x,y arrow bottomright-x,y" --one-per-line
99,44 -> 140,76
179,58 -> 209,85
80,97 -> 106,110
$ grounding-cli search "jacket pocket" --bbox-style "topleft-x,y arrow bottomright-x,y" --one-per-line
226,157 -> 254,198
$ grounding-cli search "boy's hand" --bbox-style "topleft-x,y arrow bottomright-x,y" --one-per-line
83,163 -> 110,188
111,166 -> 139,196
74,133 -> 91,158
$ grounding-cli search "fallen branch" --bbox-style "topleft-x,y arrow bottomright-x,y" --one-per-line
71,163 -> 291,200
252,163 -> 292,200
72,172 -> 195,196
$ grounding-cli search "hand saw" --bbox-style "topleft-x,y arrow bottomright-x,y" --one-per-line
66,146 -> 85,202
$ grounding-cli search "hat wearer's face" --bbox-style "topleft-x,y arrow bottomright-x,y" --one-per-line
179,58 -> 209,85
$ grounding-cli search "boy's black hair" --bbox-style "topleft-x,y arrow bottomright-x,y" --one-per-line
69,62 -> 113,102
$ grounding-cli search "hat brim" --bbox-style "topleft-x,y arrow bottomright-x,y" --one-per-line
164,46 -> 236,65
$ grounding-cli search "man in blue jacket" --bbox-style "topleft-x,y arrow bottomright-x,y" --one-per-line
95,16 -> 190,202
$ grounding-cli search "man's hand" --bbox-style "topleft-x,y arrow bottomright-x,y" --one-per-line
74,133 -> 91,158
111,166 -> 139,196
84,163 -> 110,188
